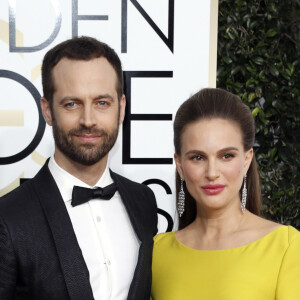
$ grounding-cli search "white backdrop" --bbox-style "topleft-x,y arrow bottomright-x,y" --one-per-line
0,0 -> 218,233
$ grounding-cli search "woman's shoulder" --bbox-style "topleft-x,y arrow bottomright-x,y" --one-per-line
247,213 -> 299,240
285,225 -> 300,243
153,231 -> 176,246
249,221 -> 300,253
267,225 -> 300,245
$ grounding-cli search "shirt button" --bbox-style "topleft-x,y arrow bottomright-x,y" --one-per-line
96,216 -> 101,223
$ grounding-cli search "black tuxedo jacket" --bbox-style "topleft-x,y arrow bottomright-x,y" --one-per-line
0,161 -> 157,300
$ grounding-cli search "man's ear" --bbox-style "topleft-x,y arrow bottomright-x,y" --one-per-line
174,153 -> 184,180
119,94 -> 126,124
41,97 -> 53,126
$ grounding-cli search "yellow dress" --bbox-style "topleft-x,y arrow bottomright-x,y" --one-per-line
151,226 -> 300,300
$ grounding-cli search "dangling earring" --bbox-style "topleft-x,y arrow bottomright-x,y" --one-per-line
178,179 -> 185,217
241,175 -> 247,214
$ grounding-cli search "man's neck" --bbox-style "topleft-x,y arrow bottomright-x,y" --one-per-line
53,152 -> 108,186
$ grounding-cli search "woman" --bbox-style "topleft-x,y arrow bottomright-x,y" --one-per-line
151,88 -> 300,300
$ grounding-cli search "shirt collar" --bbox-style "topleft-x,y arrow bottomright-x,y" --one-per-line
48,156 -> 113,202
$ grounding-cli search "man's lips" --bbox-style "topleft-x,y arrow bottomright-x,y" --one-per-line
202,184 -> 225,195
75,134 -> 101,142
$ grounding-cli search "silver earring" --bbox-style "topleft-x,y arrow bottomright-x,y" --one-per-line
178,179 -> 185,217
241,175 -> 247,214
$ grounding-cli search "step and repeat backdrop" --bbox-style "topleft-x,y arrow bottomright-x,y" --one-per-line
0,0 -> 218,232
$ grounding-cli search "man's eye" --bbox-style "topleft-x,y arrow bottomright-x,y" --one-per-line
98,101 -> 107,106
65,102 -> 76,108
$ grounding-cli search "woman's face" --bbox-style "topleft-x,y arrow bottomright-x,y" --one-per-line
175,118 -> 253,214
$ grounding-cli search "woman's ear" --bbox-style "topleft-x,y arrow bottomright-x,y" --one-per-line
40,97 -> 53,126
244,148 -> 253,175
174,153 -> 184,180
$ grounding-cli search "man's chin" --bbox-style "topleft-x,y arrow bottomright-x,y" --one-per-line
77,143 -> 98,150
70,153 -> 105,166
57,144 -> 103,166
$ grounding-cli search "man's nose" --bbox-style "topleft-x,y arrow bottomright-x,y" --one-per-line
79,105 -> 96,128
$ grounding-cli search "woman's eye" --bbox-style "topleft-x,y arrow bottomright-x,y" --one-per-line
222,153 -> 234,160
192,155 -> 204,161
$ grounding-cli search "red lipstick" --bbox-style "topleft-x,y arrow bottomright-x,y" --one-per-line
202,184 -> 225,195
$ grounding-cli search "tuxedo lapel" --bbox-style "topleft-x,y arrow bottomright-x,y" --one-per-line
32,162 -> 94,300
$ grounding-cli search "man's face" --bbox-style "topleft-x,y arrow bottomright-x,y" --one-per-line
41,57 -> 125,167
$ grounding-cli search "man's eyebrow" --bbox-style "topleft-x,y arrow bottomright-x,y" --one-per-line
59,96 -> 80,104
94,94 -> 114,101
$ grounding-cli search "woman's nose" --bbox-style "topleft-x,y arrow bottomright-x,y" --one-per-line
206,160 -> 220,181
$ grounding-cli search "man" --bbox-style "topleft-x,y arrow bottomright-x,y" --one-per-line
0,36 -> 157,300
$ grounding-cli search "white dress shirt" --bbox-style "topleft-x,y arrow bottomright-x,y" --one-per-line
48,157 -> 140,300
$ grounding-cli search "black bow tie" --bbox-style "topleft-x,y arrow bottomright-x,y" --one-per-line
71,183 -> 117,207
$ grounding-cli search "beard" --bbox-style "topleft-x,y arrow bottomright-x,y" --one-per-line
52,120 -> 119,166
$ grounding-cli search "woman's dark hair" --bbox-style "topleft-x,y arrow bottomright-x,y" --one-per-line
174,88 -> 261,229
41,36 -> 123,105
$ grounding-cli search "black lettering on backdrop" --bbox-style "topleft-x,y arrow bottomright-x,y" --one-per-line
9,1 -> 62,52
121,0 -> 127,51
143,179 -> 172,194
121,0 -> 174,53
157,208 -> 174,232
123,71 -> 173,164
143,179 -> 174,232
0,70 -> 45,165
72,0 -> 109,37
8,1 -> 174,53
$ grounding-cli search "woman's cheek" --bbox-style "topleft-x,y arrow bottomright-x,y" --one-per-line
183,161 -> 204,184
223,159 -> 244,181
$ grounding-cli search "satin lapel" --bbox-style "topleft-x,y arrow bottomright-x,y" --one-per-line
32,161 -> 95,300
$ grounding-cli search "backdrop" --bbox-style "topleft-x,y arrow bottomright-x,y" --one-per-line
0,0 -> 218,233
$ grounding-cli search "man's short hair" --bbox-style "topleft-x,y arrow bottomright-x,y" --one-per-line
41,36 -> 123,105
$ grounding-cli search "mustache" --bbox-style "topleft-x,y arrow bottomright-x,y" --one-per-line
68,126 -> 108,136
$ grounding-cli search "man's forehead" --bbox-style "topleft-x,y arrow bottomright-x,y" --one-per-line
51,57 -> 119,97
52,57 -> 117,83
